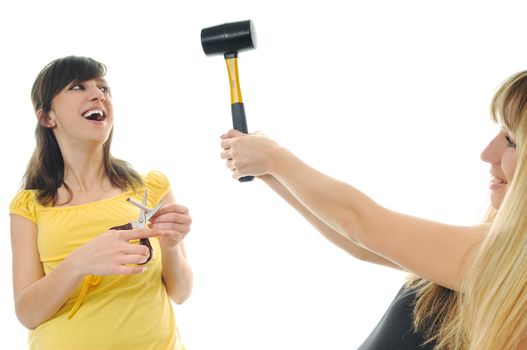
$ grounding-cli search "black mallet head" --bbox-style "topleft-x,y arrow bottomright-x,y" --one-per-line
201,20 -> 256,57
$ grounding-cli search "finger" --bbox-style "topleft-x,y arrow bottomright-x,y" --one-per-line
220,149 -> 232,160
220,138 -> 234,150
150,222 -> 188,232
220,130 -> 237,139
224,129 -> 244,138
150,213 -> 191,225
226,159 -> 234,170
151,203 -> 189,218
117,228 -> 164,241
119,254 -> 150,265
116,265 -> 148,275
233,166 -> 248,180
123,243 -> 150,256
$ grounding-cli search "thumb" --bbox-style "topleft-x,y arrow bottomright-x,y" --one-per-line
222,129 -> 245,139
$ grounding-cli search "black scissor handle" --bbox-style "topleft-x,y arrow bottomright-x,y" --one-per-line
139,238 -> 153,265
110,223 -> 153,264
110,223 -> 133,231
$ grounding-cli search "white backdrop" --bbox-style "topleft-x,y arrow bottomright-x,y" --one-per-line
0,0 -> 523,349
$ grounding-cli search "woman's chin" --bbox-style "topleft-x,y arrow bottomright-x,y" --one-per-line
490,191 -> 505,210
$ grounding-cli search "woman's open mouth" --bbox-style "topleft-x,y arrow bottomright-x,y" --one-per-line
82,109 -> 106,121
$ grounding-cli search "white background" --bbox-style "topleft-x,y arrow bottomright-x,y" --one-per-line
0,0 -> 524,349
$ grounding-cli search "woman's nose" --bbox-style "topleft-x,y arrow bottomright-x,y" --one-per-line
481,134 -> 502,164
89,86 -> 105,102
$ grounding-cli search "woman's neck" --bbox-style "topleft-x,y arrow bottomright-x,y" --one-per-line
61,144 -> 108,192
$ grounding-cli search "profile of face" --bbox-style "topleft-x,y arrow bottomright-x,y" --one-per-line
481,129 -> 518,209
39,78 -> 113,145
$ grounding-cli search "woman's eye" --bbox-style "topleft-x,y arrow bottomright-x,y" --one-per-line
505,135 -> 517,148
70,83 -> 83,90
99,86 -> 110,93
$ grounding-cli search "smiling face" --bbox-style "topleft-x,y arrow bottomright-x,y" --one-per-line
42,78 -> 113,146
481,130 -> 518,209
31,56 -> 113,150
482,71 -> 527,209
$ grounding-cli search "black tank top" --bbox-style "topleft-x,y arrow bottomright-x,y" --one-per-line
357,286 -> 435,350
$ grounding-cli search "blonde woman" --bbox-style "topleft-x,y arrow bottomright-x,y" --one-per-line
219,71 -> 527,349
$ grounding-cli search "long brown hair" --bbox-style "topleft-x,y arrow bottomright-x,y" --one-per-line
24,56 -> 142,205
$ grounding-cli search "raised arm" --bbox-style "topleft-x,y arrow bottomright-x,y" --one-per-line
259,174 -> 402,269
221,130 -> 488,291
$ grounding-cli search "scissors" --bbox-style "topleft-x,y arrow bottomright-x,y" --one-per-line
111,190 -> 166,264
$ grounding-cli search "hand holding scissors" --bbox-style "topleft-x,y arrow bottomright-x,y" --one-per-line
111,190 -> 166,264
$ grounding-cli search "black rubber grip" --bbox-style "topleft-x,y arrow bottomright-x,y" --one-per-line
231,102 -> 254,182
231,102 -> 249,133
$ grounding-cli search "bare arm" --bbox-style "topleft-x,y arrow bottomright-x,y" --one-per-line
259,174 -> 402,269
221,131 -> 488,291
11,215 -> 161,329
11,215 -> 83,329
269,148 -> 487,291
152,191 -> 193,304
160,242 -> 192,304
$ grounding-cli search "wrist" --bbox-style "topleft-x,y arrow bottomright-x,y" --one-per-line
258,174 -> 273,182
62,253 -> 86,279
268,146 -> 290,177
159,237 -> 180,251
160,242 -> 186,266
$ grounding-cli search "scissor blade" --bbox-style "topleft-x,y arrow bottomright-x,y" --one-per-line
127,196 -> 148,228
145,200 -> 167,221
127,197 -> 149,212
142,189 -> 147,206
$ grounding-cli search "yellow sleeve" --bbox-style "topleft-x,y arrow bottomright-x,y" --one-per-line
9,190 -> 38,223
144,171 -> 171,206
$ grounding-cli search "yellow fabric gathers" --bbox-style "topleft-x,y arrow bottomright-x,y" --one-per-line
9,171 -> 185,350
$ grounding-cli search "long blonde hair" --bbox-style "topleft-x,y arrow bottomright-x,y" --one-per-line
408,70 -> 527,350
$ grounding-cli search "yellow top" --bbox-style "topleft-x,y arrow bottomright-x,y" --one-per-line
10,171 -> 185,350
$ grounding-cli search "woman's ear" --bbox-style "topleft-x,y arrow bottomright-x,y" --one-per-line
36,109 -> 56,128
